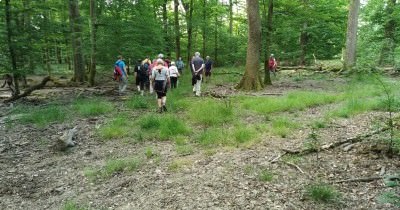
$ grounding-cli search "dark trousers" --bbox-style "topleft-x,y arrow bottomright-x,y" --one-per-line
170,77 -> 178,89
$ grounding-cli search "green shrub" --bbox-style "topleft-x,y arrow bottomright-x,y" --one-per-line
159,115 -> 189,140
259,169 -> 274,182
306,183 -> 341,203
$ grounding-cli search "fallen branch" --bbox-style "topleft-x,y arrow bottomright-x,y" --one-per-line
334,176 -> 382,184
282,127 -> 390,155
283,161 -> 305,174
270,152 -> 287,163
4,76 -> 51,103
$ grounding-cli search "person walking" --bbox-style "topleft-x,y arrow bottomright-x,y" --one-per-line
269,54 -> 278,77
191,52 -> 205,97
169,61 -> 180,89
151,59 -> 170,113
115,55 -> 128,95
205,56 -> 213,83
176,57 -> 185,75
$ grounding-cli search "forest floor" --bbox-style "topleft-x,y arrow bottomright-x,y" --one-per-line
0,69 -> 399,210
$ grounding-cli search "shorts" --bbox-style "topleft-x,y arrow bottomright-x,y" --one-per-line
205,70 -> 212,77
154,80 -> 167,99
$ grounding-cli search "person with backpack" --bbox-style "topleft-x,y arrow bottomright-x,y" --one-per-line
176,57 -> 185,75
134,59 -> 146,95
151,59 -> 170,113
168,62 -> 180,89
269,54 -> 278,77
114,55 -> 128,95
191,52 -> 205,97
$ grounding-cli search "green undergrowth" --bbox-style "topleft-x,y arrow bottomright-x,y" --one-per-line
84,156 -> 141,181
188,98 -> 235,126
125,95 -> 152,109
73,98 -> 113,117
305,183 -> 341,203
138,113 -> 190,140
98,115 -> 135,140
61,200 -> 87,210
239,90 -> 340,115
17,104 -> 68,127
269,116 -> 300,138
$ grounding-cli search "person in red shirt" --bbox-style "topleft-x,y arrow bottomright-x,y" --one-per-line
268,54 -> 277,77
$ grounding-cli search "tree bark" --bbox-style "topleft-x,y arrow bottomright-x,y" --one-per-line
5,0 -> 20,96
343,0 -> 360,70
236,0 -> 263,90
299,22 -> 308,66
162,0 -> 170,56
89,0 -> 97,86
184,0 -> 194,66
378,0 -> 397,66
202,0 -> 207,57
69,0 -> 85,83
174,0 -> 181,59
229,0 -> 233,35
263,0 -> 273,85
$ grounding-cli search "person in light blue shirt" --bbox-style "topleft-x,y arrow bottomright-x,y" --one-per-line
115,55 -> 128,95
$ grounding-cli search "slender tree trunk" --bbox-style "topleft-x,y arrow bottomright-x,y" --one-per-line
263,0 -> 273,85
214,16 -> 218,65
89,0 -> 97,86
184,0 -> 194,66
299,22 -> 308,66
237,0 -> 263,90
163,0 -> 170,56
344,0 -> 360,70
69,0 -> 85,82
378,0 -> 397,66
5,0 -> 20,96
174,0 -> 181,59
229,0 -> 233,35
202,0 -> 206,57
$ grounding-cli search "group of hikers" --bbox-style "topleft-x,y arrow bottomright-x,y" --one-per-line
113,52 -> 213,113
113,52 -> 277,113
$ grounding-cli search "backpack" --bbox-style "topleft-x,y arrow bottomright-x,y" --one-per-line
141,63 -> 149,76
113,62 -> 123,81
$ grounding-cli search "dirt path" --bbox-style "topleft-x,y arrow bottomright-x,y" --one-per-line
0,74 -> 399,210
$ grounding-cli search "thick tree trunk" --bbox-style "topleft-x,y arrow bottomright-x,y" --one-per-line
263,0 -> 273,85
378,0 -> 397,66
5,0 -> 20,96
174,0 -> 181,59
89,0 -> 97,86
344,0 -> 360,70
237,0 -> 263,91
69,0 -> 85,83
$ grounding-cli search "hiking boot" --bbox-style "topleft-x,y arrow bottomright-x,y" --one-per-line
162,105 -> 167,112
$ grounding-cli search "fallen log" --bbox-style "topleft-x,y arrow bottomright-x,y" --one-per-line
282,127 -> 390,155
4,76 -> 51,103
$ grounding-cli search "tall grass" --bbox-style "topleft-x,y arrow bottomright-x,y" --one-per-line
73,98 -> 113,117
18,105 -> 68,127
188,99 -> 234,126
239,91 -> 339,114
98,115 -> 134,140
138,114 -> 190,140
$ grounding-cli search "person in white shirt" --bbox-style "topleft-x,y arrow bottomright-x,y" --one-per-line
168,62 -> 180,89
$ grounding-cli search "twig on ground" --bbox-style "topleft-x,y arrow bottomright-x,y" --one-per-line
283,161 -> 305,174
334,176 -> 382,184
270,152 -> 287,163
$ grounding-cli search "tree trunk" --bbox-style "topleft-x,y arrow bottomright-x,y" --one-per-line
163,0 -> 170,57
229,0 -> 233,35
263,0 -> 273,85
184,0 -> 194,66
214,16 -> 218,65
69,0 -> 85,83
89,0 -> 97,86
378,0 -> 397,66
174,0 -> 181,59
299,22 -> 308,66
344,0 -> 360,71
237,0 -> 263,91
202,0 -> 207,57
5,0 -> 20,96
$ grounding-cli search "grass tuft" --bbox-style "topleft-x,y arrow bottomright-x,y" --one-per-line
73,98 -> 113,117
306,183 -> 341,203
188,99 -> 234,126
18,105 -> 67,127
98,115 -> 134,140
259,169 -> 274,182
